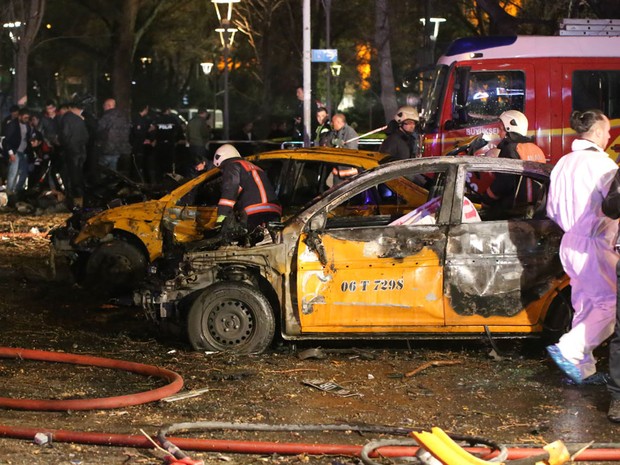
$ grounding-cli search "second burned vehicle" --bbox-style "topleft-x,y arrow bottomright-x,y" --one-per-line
134,156 -> 572,354
51,147 -> 385,291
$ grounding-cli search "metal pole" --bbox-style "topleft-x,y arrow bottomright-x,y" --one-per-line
223,39 -> 230,140
302,0 -> 311,147
324,0 -> 332,116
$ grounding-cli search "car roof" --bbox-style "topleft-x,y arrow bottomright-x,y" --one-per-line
375,155 -> 552,176
248,146 -> 387,170
164,147 -> 389,202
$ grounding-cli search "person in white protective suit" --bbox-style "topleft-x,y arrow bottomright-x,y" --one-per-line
546,109 -> 618,385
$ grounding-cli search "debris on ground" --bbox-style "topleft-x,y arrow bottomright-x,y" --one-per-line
302,379 -> 362,397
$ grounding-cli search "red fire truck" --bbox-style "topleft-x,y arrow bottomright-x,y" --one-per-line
420,33 -> 620,164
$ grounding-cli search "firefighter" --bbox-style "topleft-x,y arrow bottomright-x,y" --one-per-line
379,105 -> 420,161
483,110 -> 546,208
546,109 -> 617,386
213,144 -> 282,232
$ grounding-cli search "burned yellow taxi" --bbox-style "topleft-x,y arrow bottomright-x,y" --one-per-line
135,156 -> 571,353
51,147 -> 387,290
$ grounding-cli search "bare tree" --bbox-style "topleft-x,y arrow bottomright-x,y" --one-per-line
74,0 -> 168,113
1,0 -> 46,106
233,0 -> 288,116
374,0 -> 397,124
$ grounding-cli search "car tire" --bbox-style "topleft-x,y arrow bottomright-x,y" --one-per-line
86,239 -> 147,293
187,281 -> 275,354
542,286 -> 573,345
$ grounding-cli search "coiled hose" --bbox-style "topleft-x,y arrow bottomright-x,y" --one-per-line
0,347 -> 183,410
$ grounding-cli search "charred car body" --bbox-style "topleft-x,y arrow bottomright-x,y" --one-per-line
51,148 -> 387,291
134,156 -> 571,354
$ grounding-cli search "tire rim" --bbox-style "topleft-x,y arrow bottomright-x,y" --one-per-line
206,299 -> 255,347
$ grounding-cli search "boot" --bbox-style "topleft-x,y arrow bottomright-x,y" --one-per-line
608,399 -> 620,423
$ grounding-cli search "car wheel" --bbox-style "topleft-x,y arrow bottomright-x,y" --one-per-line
86,239 -> 147,293
187,281 -> 275,354
542,286 -> 573,344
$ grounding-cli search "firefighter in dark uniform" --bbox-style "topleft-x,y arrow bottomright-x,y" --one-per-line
213,144 -> 282,233
482,110 -> 546,213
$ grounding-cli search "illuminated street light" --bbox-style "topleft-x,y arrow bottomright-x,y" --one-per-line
3,21 -> 24,99
200,62 -> 214,75
201,62 -> 217,119
215,26 -> 238,48
330,62 -> 342,77
419,17 -> 446,63
2,21 -> 23,44
419,17 -> 446,40
211,0 -> 240,22
139,56 -> 152,69
212,0 -> 240,141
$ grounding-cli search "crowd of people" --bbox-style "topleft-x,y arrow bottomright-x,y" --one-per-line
0,99 -> 218,211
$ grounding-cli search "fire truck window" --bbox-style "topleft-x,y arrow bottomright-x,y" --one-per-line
572,70 -> 620,119
455,71 -> 525,128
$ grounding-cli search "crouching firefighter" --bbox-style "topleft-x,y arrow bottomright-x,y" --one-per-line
213,144 -> 282,243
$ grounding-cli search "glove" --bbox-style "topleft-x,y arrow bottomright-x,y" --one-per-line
215,214 -> 227,225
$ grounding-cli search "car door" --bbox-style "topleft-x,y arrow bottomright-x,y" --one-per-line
444,161 -> 564,328
295,164 -> 455,333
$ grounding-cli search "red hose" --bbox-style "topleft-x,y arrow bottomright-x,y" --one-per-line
1,424 -> 620,461
0,347 -> 183,410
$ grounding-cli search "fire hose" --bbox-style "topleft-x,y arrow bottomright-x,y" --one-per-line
0,347 -> 183,410
2,423 -> 620,464
343,125 -> 388,145
1,348 -> 620,463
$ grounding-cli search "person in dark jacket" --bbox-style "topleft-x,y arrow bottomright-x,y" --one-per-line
153,107 -> 184,183
3,108 -> 32,197
130,103 -> 154,182
379,106 -> 420,161
185,109 -> 212,173
327,113 -> 358,149
601,168 -> 620,423
313,107 -> 331,146
213,144 -> 281,232
95,98 -> 131,172
59,102 -> 89,208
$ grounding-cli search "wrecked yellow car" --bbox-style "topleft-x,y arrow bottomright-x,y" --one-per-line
134,156 -> 571,353
50,147 -> 387,290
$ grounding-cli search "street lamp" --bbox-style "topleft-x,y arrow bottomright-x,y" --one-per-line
3,21 -> 23,101
212,0 -> 240,141
419,17 -> 446,63
200,61 -> 217,120
330,63 -> 341,77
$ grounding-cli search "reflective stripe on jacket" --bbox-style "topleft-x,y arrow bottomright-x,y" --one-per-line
217,159 -> 281,218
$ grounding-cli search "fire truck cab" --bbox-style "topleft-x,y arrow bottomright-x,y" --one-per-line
421,34 -> 620,164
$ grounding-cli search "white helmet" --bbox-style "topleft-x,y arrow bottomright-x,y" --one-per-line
213,144 -> 241,167
395,106 -> 419,123
499,110 -> 528,136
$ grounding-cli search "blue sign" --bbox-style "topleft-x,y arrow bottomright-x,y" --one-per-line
311,49 -> 338,62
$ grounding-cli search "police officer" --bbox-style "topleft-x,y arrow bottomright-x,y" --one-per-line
153,107 -> 183,183
213,144 -> 281,232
